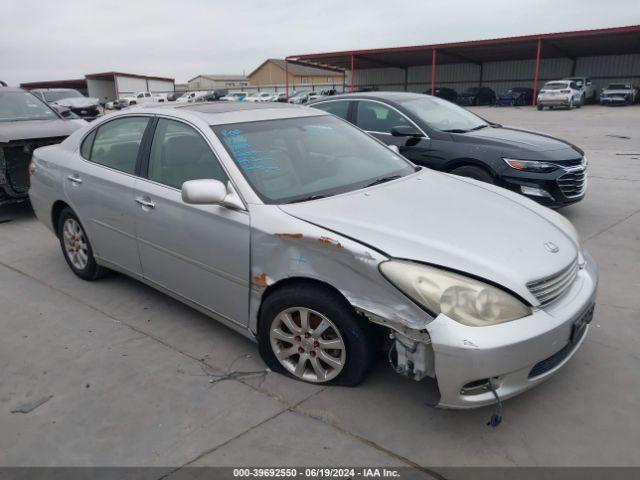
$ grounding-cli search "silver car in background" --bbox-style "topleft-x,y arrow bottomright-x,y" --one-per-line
28,102 -> 597,409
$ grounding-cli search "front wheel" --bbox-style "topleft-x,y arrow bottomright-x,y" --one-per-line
537,104 -> 544,111
258,285 -> 376,386
450,165 -> 495,184
57,208 -> 107,281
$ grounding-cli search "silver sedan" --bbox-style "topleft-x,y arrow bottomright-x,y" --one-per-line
28,102 -> 597,409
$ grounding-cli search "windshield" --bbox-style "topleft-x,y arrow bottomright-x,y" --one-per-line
43,90 -> 83,102
0,91 -> 59,122
213,115 -> 414,204
608,84 -> 629,90
399,95 -> 487,132
544,82 -> 569,90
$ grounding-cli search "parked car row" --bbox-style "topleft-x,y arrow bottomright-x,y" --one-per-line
26,98 -> 598,412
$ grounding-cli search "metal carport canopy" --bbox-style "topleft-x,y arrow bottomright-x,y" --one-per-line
286,25 -> 640,103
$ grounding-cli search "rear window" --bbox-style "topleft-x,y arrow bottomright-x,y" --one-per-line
544,82 -> 569,90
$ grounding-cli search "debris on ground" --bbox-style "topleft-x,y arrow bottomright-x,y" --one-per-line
11,395 -> 53,414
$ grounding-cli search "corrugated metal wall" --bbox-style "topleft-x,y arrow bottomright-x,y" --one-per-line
353,54 -> 640,95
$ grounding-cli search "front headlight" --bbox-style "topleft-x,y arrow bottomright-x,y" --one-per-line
380,261 -> 531,326
503,158 -> 559,173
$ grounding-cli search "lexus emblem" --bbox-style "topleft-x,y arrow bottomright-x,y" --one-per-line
544,241 -> 559,253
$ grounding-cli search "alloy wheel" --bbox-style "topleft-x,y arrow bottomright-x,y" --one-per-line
62,218 -> 89,270
269,307 -> 346,383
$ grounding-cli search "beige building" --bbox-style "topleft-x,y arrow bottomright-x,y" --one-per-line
187,74 -> 249,91
248,59 -> 344,88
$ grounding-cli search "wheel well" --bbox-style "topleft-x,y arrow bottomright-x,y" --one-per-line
446,159 -> 494,178
258,277 -> 364,328
51,200 -> 70,237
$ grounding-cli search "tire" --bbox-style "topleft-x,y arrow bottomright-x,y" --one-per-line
450,165 -> 495,184
568,98 -> 574,110
537,104 -> 543,111
57,207 -> 107,281
258,284 -> 376,387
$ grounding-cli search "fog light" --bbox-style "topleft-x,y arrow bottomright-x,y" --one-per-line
521,185 -> 554,200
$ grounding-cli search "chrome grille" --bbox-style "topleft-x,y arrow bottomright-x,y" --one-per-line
557,168 -> 586,198
527,258 -> 579,307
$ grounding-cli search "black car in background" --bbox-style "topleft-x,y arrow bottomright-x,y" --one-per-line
457,86 -> 496,106
497,87 -> 534,106
1,87 -> 82,206
166,91 -> 186,101
430,87 -> 458,102
310,92 -> 586,208
31,88 -> 103,121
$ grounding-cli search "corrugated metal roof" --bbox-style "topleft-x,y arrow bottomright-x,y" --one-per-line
288,25 -> 640,70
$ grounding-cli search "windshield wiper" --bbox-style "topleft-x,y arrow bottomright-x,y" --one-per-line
469,124 -> 488,131
286,194 -> 329,204
441,128 -> 469,133
365,175 -> 402,188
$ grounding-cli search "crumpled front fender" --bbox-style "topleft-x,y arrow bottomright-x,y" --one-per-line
247,205 -> 432,336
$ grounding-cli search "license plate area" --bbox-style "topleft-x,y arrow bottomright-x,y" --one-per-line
571,304 -> 594,344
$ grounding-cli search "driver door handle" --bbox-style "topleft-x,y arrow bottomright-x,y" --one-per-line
67,174 -> 83,184
135,196 -> 155,209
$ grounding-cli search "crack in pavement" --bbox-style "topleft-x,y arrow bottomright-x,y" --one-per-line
584,208 -> 640,242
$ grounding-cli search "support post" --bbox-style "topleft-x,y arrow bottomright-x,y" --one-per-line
404,68 -> 409,92
285,58 -> 289,101
430,49 -> 437,95
532,39 -> 542,106
479,63 -> 484,87
350,54 -> 355,92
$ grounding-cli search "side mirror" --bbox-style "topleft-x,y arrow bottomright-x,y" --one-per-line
391,125 -> 423,137
182,179 -> 227,205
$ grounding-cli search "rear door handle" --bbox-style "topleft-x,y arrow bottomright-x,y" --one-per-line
67,174 -> 83,184
135,196 -> 155,209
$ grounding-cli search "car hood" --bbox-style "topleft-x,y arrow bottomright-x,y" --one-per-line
0,119 -> 81,143
54,97 -> 100,108
279,170 -> 578,302
603,89 -> 633,94
452,125 -> 582,159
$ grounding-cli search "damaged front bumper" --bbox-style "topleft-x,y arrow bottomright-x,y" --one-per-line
382,252 -> 597,409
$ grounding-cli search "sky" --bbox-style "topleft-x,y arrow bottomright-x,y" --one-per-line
1,0 -> 639,86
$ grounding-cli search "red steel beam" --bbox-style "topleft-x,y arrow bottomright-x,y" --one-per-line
430,49 -> 437,95
532,38 -> 542,106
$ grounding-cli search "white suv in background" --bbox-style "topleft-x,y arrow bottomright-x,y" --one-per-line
537,80 -> 583,110
564,77 -> 597,104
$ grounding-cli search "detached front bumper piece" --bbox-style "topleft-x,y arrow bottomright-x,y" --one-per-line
424,252 -> 597,409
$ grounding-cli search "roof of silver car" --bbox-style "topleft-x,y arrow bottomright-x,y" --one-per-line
135,101 -> 326,125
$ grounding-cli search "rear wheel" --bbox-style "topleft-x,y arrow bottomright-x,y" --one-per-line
57,208 -> 107,281
258,285 -> 376,386
537,104 -> 544,111
450,165 -> 494,184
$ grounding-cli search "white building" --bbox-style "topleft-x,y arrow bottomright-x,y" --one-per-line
86,72 -> 175,103
187,75 -> 249,91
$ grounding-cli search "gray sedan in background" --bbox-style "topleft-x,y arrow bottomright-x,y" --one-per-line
28,102 -> 597,409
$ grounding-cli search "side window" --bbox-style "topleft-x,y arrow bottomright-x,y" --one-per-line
80,129 -> 97,159
356,101 -> 411,134
147,119 -> 228,189
137,93 -> 144,98
312,101 -> 350,121
90,117 -> 149,174
145,93 -> 151,98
